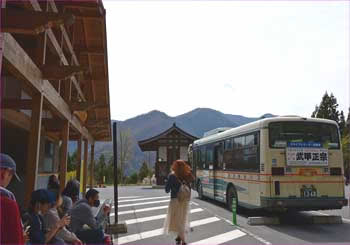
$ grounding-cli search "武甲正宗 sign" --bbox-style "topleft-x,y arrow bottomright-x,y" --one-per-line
286,142 -> 328,166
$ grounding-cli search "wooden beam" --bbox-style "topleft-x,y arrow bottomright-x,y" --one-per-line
41,65 -> 87,80
24,93 -> 43,207
1,8 -> 75,35
85,119 -> 110,127
76,136 -> 82,182
59,120 -> 69,193
70,101 -> 107,111
27,0 -> 86,102
1,109 -> 31,131
83,139 -> 88,194
75,46 -> 104,55
3,33 -> 94,143
1,99 -> 32,109
89,144 -> 95,188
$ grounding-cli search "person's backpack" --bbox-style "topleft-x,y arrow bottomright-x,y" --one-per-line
177,181 -> 191,202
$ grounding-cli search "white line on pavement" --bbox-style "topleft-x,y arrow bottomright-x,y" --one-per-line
189,229 -> 246,245
114,217 -> 220,245
124,208 -> 204,225
117,199 -> 170,208
111,205 -> 169,216
118,196 -> 169,203
118,196 -> 142,199
191,201 -> 199,206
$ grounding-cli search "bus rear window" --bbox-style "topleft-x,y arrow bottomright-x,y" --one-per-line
269,121 -> 340,149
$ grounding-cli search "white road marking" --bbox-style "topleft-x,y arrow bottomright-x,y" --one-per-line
114,217 -> 220,244
117,199 -> 170,208
118,196 -> 169,203
111,205 -> 169,216
191,201 -> 199,206
124,208 -> 204,225
118,196 -> 142,199
190,230 -> 246,245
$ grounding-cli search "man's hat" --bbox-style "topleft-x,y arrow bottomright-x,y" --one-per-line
31,189 -> 56,205
0,153 -> 21,181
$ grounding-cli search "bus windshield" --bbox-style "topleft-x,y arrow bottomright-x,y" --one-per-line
269,121 -> 340,149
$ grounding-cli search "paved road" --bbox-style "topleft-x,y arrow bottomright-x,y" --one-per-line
97,185 -> 350,245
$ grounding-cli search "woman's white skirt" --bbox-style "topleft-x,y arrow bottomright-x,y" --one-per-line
163,198 -> 190,239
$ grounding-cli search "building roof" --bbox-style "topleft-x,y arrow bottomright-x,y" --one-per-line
138,123 -> 198,151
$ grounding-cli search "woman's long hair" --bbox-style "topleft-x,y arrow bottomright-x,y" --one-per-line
171,160 -> 194,182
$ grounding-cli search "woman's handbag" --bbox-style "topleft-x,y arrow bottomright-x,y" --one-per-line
177,181 -> 191,202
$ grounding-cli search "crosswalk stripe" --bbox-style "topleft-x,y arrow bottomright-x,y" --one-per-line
190,230 -> 246,245
115,217 -> 220,245
118,196 -> 142,199
118,196 -> 169,203
110,205 -> 169,216
124,208 -> 204,225
118,199 -> 170,208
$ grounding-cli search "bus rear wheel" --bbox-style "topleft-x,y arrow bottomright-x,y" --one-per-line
226,185 -> 239,212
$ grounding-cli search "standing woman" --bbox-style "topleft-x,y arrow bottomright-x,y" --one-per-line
163,160 -> 194,245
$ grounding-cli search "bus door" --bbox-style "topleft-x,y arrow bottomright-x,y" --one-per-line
213,142 -> 223,200
206,145 -> 215,198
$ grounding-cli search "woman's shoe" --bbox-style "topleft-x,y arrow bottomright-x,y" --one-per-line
175,237 -> 181,244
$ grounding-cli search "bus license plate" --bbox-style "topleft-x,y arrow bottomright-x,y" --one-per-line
301,188 -> 317,198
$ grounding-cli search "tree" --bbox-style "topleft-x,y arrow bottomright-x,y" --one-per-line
138,161 -> 152,182
67,151 -> 76,172
339,111 -> 346,137
118,127 -> 134,184
311,92 -> 339,123
126,172 -> 138,184
95,154 -> 107,184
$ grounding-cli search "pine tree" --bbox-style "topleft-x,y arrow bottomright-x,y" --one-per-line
311,92 -> 340,124
138,161 -> 151,182
339,111 -> 346,137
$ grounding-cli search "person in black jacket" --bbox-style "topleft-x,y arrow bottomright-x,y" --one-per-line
163,160 -> 194,245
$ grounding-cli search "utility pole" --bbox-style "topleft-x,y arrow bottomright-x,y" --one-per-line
113,122 -> 118,225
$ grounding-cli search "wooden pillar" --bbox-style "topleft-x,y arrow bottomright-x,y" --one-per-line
59,121 -> 69,193
24,93 -> 43,207
76,136 -> 82,181
82,139 -> 88,194
89,144 -> 95,188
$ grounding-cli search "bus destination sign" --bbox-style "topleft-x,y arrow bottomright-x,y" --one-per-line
286,142 -> 328,166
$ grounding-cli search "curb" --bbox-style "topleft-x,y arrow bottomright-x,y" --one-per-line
247,217 -> 280,226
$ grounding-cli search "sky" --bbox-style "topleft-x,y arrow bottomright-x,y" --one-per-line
103,1 -> 349,121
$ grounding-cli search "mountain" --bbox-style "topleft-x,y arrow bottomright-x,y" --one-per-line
69,108 -> 276,175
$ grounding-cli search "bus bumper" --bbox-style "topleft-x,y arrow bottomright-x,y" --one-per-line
261,197 -> 348,210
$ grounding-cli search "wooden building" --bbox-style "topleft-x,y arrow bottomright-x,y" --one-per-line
138,123 -> 198,185
0,0 -> 111,208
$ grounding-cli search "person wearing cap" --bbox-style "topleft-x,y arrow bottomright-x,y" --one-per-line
0,153 -> 21,201
43,190 -> 83,245
28,189 -> 71,245
0,153 -> 28,244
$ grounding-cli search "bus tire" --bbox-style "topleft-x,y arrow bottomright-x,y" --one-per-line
226,185 -> 239,212
197,181 -> 204,200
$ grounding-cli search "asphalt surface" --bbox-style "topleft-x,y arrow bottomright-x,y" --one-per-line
97,185 -> 350,245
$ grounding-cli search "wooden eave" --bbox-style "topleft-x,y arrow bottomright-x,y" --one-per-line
57,0 -> 111,141
138,123 -> 198,152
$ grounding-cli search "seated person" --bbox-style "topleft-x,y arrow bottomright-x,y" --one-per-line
61,180 -> 80,216
68,189 -> 110,245
28,189 -> 70,245
43,191 -> 82,245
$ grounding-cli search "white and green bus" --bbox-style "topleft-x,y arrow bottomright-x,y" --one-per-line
191,116 -> 348,211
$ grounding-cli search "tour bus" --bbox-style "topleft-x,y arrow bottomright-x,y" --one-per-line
190,116 -> 348,211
